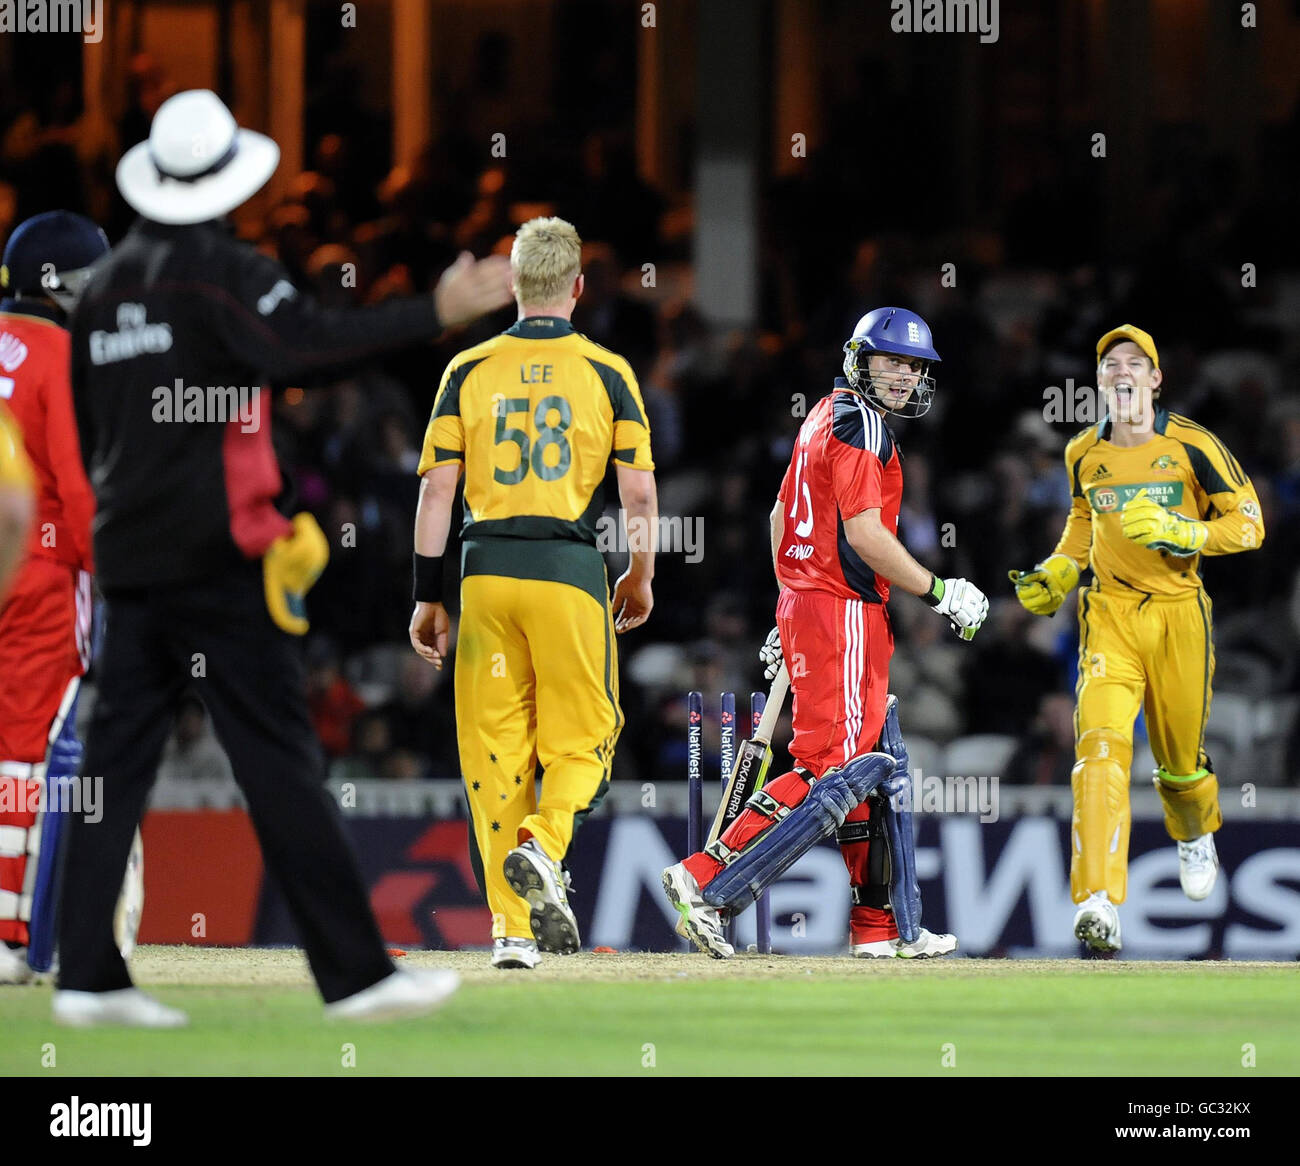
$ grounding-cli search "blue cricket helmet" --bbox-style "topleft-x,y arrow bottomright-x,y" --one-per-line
842,306 -> 941,418
1,210 -> 110,310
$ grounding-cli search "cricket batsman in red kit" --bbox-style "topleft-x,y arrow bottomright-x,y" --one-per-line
663,307 -> 989,959
0,212 -> 105,983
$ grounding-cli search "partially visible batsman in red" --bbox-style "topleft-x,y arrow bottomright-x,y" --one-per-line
0,213 -> 104,982
663,307 -> 989,959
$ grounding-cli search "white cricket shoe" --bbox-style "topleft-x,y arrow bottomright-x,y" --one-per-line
503,839 -> 580,954
1073,891 -> 1122,953
53,987 -> 188,1028
853,928 -> 958,959
1177,833 -> 1219,901
0,945 -> 33,985
491,937 -> 541,970
661,862 -> 734,960
324,968 -> 460,1022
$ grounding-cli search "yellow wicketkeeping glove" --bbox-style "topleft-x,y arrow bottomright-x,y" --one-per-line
263,512 -> 329,635
1120,487 -> 1207,556
1008,553 -> 1080,616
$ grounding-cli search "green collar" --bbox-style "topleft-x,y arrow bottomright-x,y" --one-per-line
1099,403 -> 1169,441
505,316 -> 575,339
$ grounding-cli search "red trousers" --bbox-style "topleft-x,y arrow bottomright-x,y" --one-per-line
685,588 -> 898,941
0,557 -> 89,761
0,557 -> 89,943
779,587 -> 893,777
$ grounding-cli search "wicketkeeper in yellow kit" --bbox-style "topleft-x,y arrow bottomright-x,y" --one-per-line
1011,325 -> 1264,953
409,218 -> 657,969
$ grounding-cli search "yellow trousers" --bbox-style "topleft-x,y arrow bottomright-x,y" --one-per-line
456,546 -> 622,940
1071,583 -> 1222,903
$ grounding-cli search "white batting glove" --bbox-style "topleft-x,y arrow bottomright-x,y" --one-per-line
758,625 -> 783,681
925,576 -> 989,641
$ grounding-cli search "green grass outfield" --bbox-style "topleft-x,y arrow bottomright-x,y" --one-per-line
1,947 -> 1296,1076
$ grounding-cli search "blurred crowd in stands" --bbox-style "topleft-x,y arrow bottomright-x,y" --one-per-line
5,49 -> 1299,790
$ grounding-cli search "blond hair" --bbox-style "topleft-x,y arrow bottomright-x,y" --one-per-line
511,216 -> 582,308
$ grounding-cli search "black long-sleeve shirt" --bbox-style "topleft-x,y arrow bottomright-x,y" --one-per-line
71,218 -> 442,588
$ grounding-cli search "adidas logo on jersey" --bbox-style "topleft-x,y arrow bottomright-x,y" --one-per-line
1088,464 -> 1111,482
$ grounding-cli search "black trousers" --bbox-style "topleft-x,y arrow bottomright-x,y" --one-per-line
58,559 -> 393,1001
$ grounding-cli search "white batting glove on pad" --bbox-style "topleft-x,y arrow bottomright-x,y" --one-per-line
925,576 -> 989,641
758,625 -> 783,681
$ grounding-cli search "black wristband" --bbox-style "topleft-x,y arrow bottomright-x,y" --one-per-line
413,553 -> 444,604
921,574 -> 945,607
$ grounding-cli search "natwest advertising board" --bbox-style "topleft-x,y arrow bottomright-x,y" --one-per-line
140,803 -> 1300,959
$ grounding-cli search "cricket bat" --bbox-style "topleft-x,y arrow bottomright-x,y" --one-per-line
706,662 -> 790,847
114,828 -> 145,960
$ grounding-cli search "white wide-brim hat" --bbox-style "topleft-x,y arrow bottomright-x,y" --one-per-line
116,89 -> 280,225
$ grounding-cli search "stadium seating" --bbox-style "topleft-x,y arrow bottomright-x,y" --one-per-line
942,734 -> 1019,777
903,734 -> 942,782
1208,693 -> 1257,758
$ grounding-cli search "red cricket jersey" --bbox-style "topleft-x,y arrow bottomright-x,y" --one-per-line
776,380 -> 902,603
0,309 -> 94,571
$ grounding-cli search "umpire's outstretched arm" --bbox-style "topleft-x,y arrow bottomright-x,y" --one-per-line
212,243 -> 511,381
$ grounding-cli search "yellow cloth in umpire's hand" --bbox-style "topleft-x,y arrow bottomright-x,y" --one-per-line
1120,488 -> 1207,556
0,403 -> 34,492
1009,553 -> 1079,616
263,512 -> 329,635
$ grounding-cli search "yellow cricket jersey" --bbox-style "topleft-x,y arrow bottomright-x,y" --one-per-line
1055,406 -> 1264,596
418,315 -> 653,553
0,401 -> 34,492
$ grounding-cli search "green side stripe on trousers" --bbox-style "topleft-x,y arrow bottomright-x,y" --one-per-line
1196,589 -> 1212,756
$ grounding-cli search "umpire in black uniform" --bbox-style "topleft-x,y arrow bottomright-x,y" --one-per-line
54,90 -> 512,1026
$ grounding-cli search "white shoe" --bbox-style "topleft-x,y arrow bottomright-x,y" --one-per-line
853,928 -> 958,959
1177,834 -> 1219,901
503,840 -> 580,954
324,968 -> 460,1022
1073,891 -> 1122,952
0,945 -> 33,985
491,937 -> 541,970
53,987 -> 188,1028
661,862 -> 734,960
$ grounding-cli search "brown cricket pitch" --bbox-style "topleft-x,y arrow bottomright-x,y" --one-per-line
124,945 -> 1295,987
